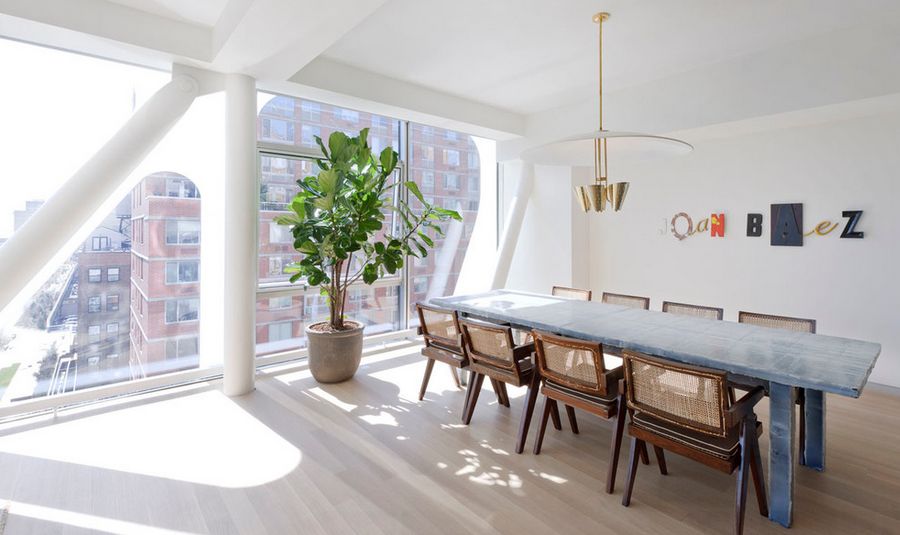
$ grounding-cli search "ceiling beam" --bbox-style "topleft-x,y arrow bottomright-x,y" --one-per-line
286,57 -> 525,140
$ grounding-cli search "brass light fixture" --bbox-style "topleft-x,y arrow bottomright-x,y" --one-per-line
523,12 -> 692,213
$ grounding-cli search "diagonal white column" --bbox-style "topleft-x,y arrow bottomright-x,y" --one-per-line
222,74 -> 257,396
0,75 -> 199,317
490,161 -> 534,289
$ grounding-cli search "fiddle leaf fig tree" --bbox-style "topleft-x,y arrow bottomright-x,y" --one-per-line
274,129 -> 462,331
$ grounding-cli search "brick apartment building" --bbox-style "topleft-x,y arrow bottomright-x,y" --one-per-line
129,172 -> 201,378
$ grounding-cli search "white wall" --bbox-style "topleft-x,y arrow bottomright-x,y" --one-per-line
587,112 -> 900,388
505,164 -> 582,293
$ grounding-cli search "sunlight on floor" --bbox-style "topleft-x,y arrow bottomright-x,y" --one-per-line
2,499 -> 195,535
0,390 -> 301,488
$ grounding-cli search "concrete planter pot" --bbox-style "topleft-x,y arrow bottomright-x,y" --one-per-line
305,320 -> 364,383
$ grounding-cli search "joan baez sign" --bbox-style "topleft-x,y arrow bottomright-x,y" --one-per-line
670,203 -> 864,246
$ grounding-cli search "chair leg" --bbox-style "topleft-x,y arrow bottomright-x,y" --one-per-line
622,438 -> 642,507
462,373 -> 485,425
606,402 -> 627,494
489,378 -> 504,405
565,405 -> 579,434
498,381 -> 510,407
549,399 -> 562,430
418,359 -> 435,401
515,372 -> 542,454
638,440 -> 650,465
735,420 -> 752,535
533,395 -> 552,455
653,446 -> 668,475
749,420 -> 769,517
448,364 -> 461,389
460,370 -> 476,417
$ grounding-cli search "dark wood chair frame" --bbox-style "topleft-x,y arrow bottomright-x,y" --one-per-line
662,300 -> 725,320
416,304 -> 506,411
620,351 -> 769,535
530,330 -> 640,493
458,318 -> 562,454
601,292 -> 651,310
737,310 -> 816,460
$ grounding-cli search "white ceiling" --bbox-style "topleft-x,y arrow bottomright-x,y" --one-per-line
105,0 -> 228,27
318,0 -> 900,114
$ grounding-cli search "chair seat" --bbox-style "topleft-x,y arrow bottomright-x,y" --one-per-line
423,344 -> 468,367
469,356 -> 533,386
632,412 -> 762,460
544,378 -> 618,408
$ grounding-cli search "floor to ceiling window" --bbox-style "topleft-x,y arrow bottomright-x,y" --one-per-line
255,93 -> 493,357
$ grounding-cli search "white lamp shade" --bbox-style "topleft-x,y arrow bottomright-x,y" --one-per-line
521,130 -> 693,166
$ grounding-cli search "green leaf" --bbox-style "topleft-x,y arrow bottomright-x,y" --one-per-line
417,231 -> 434,247
328,131 -> 350,161
273,214 -> 301,226
405,181 -> 425,204
317,169 -> 338,194
380,147 -> 398,174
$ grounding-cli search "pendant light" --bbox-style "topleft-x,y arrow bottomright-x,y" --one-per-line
522,12 -> 692,212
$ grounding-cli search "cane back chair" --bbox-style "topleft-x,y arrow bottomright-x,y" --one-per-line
621,350 -> 768,535
662,301 -> 725,321
738,310 -> 816,460
552,285 -> 592,301
531,330 -> 629,493
459,318 -> 560,453
600,292 -> 651,364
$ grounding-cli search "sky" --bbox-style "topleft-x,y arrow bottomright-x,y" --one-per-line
0,38 -> 168,239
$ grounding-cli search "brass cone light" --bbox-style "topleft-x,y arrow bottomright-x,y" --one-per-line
522,12 -> 692,213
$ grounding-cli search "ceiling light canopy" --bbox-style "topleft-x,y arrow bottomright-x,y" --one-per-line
521,12 -> 692,213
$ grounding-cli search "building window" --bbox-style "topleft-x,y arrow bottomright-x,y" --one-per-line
269,224 -> 292,244
268,321 -> 293,342
107,322 -> 118,338
420,145 -> 434,164
443,174 -> 460,191
333,108 -> 359,123
261,118 -> 294,142
444,149 -> 460,166
468,200 -> 480,211
107,294 -> 119,312
165,220 -> 200,244
165,261 -> 199,284
269,296 -> 292,310
468,176 -> 480,193
443,198 -> 459,210
468,152 -> 479,169
268,256 -> 295,277
165,298 -> 199,323
165,177 -> 199,198
88,324 -> 101,343
301,124 -> 321,147
301,101 -> 320,122
87,296 -> 101,313
413,277 -> 428,294
422,172 -> 435,190
266,185 -> 287,203
91,236 -> 110,251
166,337 -> 198,360
87,268 -> 101,283
107,267 -> 120,282
445,130 -> 458,141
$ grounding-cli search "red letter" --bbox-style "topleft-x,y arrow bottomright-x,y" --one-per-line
710,213 -> 725,237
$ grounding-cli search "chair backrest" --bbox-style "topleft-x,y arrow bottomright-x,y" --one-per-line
601,292 -> 650,310
662,301 -> 724,321
459,318 -> 517,371
738,311 -> 816,334
623,350 -> 729,437
552,285 -> 592,301
533,330 -> 615,396
416,303 -> 462,351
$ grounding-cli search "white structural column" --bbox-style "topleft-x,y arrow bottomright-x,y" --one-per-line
0,75 -> 199,316
222,74 -> 258,396
490,161 -> 534,289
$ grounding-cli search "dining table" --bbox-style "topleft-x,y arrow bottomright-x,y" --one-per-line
430,289 -> 882,528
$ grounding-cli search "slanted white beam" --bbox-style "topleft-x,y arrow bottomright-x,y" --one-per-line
285,58 -> 525,140
491,161 -> 533,289
0,0 -> 210,61
211,0 -> 388,80
0,75 -> 199,317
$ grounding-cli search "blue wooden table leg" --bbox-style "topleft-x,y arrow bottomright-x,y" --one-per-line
768,382 -> 796,528
801,389 -> 826,470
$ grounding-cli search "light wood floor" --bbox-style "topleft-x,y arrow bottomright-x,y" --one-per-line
0,343 -> 898,534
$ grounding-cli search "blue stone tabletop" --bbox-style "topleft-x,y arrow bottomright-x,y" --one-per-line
430,290 -> 881,398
